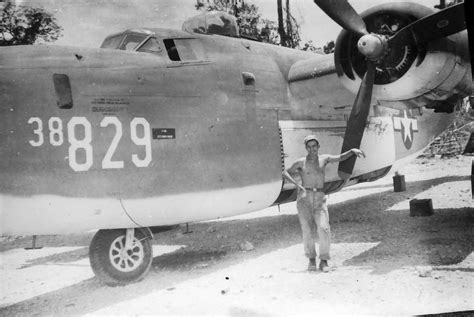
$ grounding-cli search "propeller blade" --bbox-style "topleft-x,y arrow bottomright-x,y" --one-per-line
314,0 -> 368,37
388,2 -> 466,46
338,61 -> 376,180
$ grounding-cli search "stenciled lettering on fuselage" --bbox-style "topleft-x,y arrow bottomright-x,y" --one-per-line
392,110 -> 419,149
27,116 -> 152,172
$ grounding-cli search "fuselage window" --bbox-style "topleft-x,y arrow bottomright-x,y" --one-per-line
163,38 -> 198,61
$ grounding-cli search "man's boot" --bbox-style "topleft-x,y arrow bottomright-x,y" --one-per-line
308,258 -> 317,271
319,260 -> 329,272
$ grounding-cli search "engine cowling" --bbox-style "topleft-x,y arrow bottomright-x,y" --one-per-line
335,2 -> 472,112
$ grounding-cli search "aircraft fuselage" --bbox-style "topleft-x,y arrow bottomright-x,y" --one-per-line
0,30 -> 460,235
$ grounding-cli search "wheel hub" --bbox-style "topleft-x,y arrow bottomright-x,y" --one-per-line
110,236 -> 145,272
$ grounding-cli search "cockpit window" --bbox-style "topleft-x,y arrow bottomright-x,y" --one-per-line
101,33 -> 148,50
101,32 -> 202,62
118,33 -> 148,51
101,34 -> 123,49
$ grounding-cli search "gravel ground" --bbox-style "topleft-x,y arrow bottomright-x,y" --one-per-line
0,155 -> 472,316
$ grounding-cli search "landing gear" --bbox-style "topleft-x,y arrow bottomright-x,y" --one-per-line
89,228 -> 153,286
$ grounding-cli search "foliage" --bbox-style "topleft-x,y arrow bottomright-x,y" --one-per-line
0,2 -> 62,46
301,40 -> 322,53
434,0 -> 463,9
276,0 -> 301,48
301,40 -> 334,55
425,97 -> 473,157
258,18 -> 280,45
323,40 -> 335,54
281,4 -> 300,48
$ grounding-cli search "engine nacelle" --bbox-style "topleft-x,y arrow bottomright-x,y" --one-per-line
335,2 -> 472,112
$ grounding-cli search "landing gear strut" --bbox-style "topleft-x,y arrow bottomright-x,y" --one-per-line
89,228 -> 153,286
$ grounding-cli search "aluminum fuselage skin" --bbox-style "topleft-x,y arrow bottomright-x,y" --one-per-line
0,28 -> 466,235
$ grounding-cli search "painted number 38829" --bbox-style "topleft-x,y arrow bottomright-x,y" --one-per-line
28,116 -> 152,172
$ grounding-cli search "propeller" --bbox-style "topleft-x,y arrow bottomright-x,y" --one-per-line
338,61 -> 375,179
388,2 -> 466,47
313,0 -> 467,179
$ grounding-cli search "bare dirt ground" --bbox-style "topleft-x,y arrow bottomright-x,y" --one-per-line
0,155 -> 473,316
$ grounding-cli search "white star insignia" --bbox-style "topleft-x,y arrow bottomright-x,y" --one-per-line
393,110 -> 418,143
399,111 -> 414,142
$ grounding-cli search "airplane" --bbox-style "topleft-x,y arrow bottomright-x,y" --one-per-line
0,0 -> 471,286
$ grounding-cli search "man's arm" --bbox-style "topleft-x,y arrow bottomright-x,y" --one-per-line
282,160 -> 306,193
325,148 -> 366,164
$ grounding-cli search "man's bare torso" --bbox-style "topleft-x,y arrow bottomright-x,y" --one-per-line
297,156 -> 327,189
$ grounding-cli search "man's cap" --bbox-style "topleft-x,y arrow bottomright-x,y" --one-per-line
303,135 -> 319,145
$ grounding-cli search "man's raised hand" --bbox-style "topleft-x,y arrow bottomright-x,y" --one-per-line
352,149 -> 366,158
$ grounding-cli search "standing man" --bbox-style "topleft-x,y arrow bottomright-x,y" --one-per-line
282,135 -> 365,272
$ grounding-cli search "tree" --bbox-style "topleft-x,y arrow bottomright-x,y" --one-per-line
276,0 -> 287,46
301,40 -> 335,55
0,2 -> 62,46
258,18 -> 279,45
323,40 -> 335,54
301,40 -> 322,53
434,0 -> 463,9
283,0 -> 300,48
275,0 -> 300,48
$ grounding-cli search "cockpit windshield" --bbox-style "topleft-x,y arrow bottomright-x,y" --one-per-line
101,34 -> 123,49
100,33 -> 149,50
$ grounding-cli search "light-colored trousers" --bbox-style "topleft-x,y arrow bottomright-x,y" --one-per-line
296,191 -> 331,260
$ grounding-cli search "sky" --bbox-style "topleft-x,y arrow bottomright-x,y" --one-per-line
15,0 -> 440,48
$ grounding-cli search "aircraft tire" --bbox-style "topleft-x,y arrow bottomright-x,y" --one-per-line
89,228 -> 152,286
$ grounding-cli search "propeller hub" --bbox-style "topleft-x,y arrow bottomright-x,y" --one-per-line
357,34 -> 387,60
